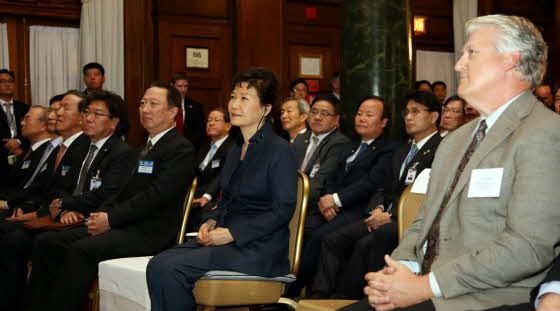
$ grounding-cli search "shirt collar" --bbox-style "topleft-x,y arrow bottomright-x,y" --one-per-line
31,138 -> 51,151
92,134 -> 112,150
211,135 -> 229,149
0,98 -> 13,105
63,131 -> 83,148
51,136 -> 63,147
148,126 -> 174,147
413,131 -> 438,150
311,128 -> 336,144
479,91 -> 524,133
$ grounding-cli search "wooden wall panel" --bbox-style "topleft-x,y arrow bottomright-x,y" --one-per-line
0,0 -> 80,20
412,0 -> 454,52
284,1 -> 342,98
235,0 -> 284,83
156,0 -> 232,19
157,21 -> 233,116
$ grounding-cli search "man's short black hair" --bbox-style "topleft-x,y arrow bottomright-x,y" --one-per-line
83,62 -> 105,76
289,78 -> 309,91
63,90 -> 87,102
149,81 -> 181,109
208,107 -> 231,123
79,90 -> 129,136
444,95 -> 467,115
415,80 -> 432,91
406,90 -> 442,126
0,69 -> 15,80
432,81 -> 447,89
311,94 -> 342,116
49,94 -> 65,106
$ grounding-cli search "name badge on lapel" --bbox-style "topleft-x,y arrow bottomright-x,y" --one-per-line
211,159 -> 220,168
61,165 -> 70,176
90,170 -> 102,190
310,163 -> 320,178
405,163 -> 418,185
21,160 -> 31,169
138,160 -> 154,174
468,168 -> 503,198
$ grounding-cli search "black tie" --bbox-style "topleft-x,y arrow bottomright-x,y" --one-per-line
73,144 -> 98,195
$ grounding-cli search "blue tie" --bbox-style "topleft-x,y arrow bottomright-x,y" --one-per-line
400,143 -> 419,178
347,142 -> 369,171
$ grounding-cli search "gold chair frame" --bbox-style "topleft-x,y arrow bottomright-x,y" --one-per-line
397,184 -> 425,241
193,170 -> 310,310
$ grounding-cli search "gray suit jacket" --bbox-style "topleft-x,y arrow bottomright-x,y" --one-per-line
292,129 -> 350,213
392,91 -> 560,310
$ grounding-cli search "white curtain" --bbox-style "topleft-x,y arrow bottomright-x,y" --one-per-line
453,0 -> 478,61
80,0 -> 124,97
29,26 -> 81,107
416,50 -> 457,97
0,23 -> 9,69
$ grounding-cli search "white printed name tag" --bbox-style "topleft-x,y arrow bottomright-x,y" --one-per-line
211,159 -> 220,168
21,160 -> 31,169
468,168 -> 503,198
138,161 -> 154,174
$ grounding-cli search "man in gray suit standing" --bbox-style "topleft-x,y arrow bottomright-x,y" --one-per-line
353,15 -> 560,311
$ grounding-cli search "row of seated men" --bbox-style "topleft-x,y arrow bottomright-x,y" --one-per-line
0,75 -> 454,311
0,84 -> 199,311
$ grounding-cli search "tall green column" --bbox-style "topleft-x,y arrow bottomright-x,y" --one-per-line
341,0 -> 413,141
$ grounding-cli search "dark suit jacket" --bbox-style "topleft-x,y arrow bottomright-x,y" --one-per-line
385,132 -> 442,220
6,139 -> 50,193
203,123 -> 297,277
0,100 -> 29,174
324,136 -> 398,219
183,98 -> 205,151
61,134 -> 133,215
292,129 -> 350,211
195,135 -> 235,199
9,133 -> 91,214
99,128 -> 195,252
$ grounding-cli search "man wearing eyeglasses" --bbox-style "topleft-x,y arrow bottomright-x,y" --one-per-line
0,69 -> 29,190
287,94 -> 350,297
190,107 -> 235,230
439,95 -> 467,137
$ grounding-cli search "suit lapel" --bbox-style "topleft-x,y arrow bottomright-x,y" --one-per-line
294,131 -> 311,167
86,135 -> 116,177
398,134 -> 439,185
446,93 -> 532,205
305,130 -> 337,173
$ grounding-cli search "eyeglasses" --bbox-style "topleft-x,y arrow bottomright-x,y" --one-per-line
292,88 -> 307,93
310,109 -> 337,118
83,110 -> 111,118
0,79 -> 14,84
442,108 -> 464,114
401,108 -> 430,118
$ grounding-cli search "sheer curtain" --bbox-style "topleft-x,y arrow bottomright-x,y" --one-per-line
0,23 -> 9,69
29,26 -> 81,107
416,50 -> 457,96
80,0 -> 124,97
453,0 -> 478,61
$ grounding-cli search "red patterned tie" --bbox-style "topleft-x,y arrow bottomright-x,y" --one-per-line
176,104 -> 184,136
422,120 -> 488,274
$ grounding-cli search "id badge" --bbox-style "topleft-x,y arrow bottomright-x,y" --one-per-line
90,177 -> 102,190
21,160 -> 31,169
7,155 -> 16,166
138,160 -> 154,174
211,159 -> 220,168
405,167 -> 417,185
61,165 -> 70,176
310,163 -> 320,178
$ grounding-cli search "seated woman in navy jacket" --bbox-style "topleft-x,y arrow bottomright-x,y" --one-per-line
146,67 -> 298,311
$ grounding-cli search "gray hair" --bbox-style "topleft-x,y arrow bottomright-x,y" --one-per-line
282,96 -> 310,115
466,14 -> 547,89
30,105 -> 48,122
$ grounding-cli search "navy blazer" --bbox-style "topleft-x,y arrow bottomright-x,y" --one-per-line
205,123 -> 298,277
324,136 -> 398,219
